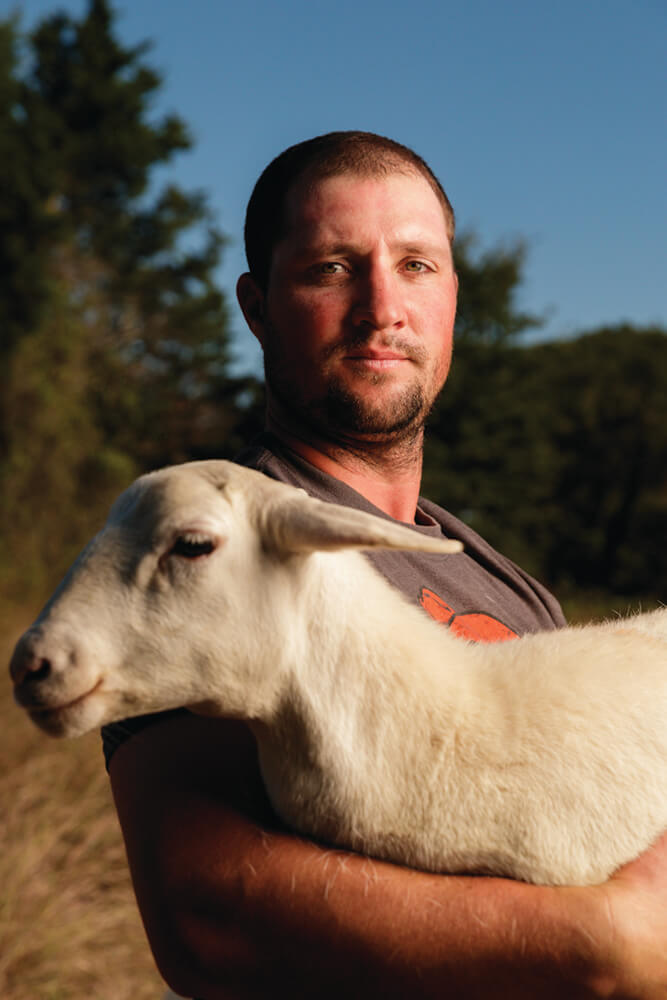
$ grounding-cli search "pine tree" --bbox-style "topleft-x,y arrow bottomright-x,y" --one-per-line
0,1 -> 248,599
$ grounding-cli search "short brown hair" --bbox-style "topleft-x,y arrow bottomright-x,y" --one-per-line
244,131 -> 456,289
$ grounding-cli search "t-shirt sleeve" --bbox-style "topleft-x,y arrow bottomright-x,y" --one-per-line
101,709 -> 188,770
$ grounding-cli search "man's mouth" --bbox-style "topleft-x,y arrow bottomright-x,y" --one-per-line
344,350 -> 410,370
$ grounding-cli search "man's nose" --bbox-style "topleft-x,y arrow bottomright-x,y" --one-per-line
351,266 -> 406,331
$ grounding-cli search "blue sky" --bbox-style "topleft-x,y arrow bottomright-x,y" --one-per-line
10,0 -> 666,373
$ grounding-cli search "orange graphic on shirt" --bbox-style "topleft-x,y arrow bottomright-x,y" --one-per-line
420,588 -> 519,643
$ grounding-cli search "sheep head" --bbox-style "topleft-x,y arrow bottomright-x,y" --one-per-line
9,460 -> 461,738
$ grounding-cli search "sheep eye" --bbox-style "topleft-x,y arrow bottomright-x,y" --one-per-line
170,536 -> 216,559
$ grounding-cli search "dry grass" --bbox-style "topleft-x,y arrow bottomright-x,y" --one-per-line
0,605 -> 167,1000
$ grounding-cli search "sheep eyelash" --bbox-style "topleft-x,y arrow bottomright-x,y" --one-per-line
168,535 -> 217,559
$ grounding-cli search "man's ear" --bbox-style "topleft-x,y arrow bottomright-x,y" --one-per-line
236,272 -> 267,346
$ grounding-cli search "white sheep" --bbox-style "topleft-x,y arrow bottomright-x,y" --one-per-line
9,459 -> 667,887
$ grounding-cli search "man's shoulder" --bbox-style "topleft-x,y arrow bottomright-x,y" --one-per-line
234,435 -> 565,634
234,432 -> 295,480
417,496 -> 511,559
234,433 -> 389,511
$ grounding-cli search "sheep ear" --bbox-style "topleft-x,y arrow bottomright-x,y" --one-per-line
262,495 -> 463,557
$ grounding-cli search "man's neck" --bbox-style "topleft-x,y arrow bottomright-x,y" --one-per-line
265,412 -> 424,524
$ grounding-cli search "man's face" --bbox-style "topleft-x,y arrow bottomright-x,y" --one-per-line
245,169 -> 457,444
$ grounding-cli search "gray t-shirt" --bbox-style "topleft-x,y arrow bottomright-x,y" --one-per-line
238,434 -> 565,639
102,435 -> 565,766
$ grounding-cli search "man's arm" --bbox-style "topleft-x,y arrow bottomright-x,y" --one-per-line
109,712 -> 667,1000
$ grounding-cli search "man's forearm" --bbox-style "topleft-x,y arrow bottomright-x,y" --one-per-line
161,816 -> 613,1000
108,714 -> 664,1000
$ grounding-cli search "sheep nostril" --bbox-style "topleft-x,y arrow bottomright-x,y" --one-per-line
31,658 -> 52,683
9,646 -> 52,686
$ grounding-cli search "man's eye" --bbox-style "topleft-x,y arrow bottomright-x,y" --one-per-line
169,536 -> 216,559
404,260 -> 428,272
319,261 -> 345,274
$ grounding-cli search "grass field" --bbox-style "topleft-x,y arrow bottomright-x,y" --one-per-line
1,606 -> 167,1000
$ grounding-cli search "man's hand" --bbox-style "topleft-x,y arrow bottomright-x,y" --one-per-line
594,830 -> 667,999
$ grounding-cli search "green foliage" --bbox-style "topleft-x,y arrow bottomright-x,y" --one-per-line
424,323 -> 667,598
0,287 -> 139,598
19,0 -> 232,414
453,233 -> 544,344
529,326 -> 667,593
0,18 -> 61,359
0,0 -> 255,602
423,235 -> 547,547
424,238 -> 666,603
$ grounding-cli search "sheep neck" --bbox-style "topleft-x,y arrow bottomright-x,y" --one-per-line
249,547 -> 473,848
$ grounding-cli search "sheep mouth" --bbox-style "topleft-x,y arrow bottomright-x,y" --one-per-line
24,678 -> 104,718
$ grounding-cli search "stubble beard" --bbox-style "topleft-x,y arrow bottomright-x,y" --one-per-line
263,326 -> 437,447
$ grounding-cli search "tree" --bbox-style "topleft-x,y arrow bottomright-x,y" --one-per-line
0,17 -> 61,362
0,288 -> 138,598
424,320 -> 667,599
0,0 -> 249,599
423,238 -> 666,603
422,236 -> 545,530
532,326 -> 667,594
453,233 -> 543,346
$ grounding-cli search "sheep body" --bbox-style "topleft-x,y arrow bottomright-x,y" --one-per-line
9,460 -> 667,886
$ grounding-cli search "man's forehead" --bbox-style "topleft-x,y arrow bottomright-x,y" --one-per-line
286,167 -> 427,213
278,169 -> 451,253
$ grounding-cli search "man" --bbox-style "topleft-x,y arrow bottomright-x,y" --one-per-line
105,132 -> 667,999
